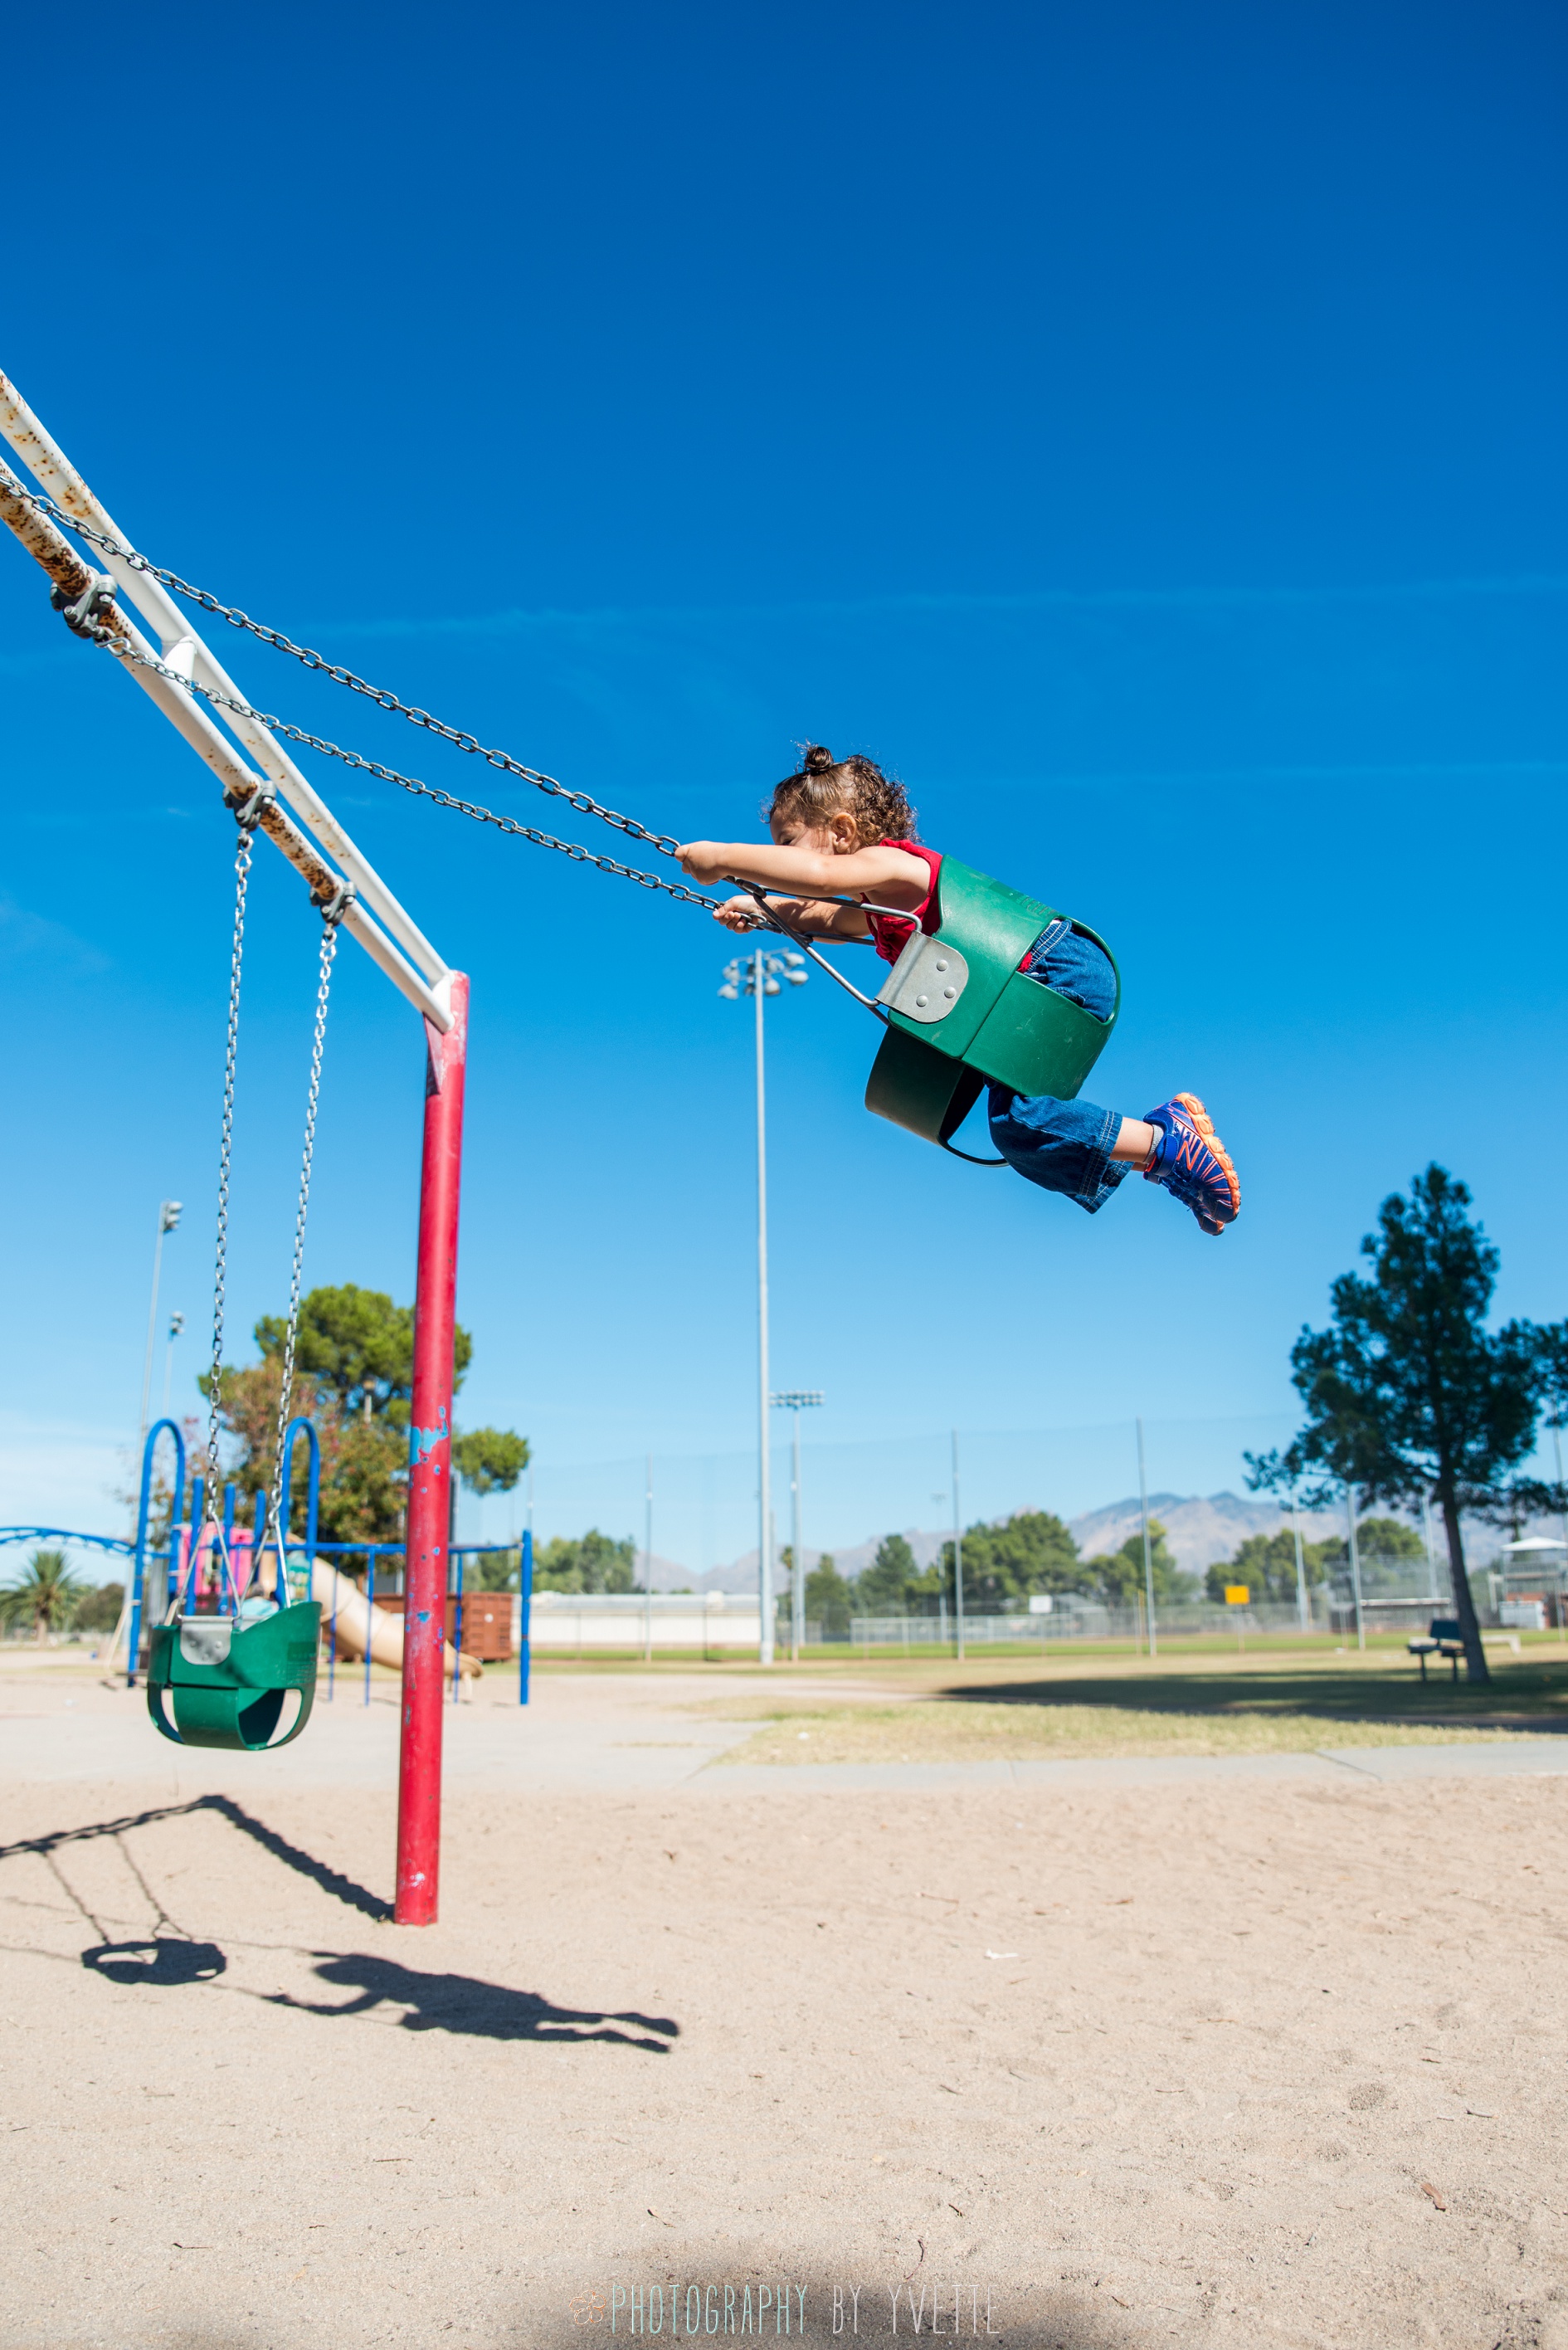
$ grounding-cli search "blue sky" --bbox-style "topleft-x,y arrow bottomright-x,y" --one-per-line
2,0 -> 1564,1558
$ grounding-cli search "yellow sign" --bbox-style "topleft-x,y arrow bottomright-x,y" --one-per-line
1224,1584 -> 1250,1606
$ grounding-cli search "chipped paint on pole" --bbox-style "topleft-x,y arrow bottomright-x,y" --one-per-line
395,975 -> 470,1927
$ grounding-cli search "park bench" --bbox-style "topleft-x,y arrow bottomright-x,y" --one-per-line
1407,1616 -> 1465,1683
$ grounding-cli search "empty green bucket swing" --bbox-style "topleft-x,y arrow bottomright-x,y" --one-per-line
146,1592 -> 322,1751
145,1417 -> 323,1753
144,811 -> 348,1754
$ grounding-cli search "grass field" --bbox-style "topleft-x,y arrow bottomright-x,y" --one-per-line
703,1698 -> 1528,1762
687,1645 -> 1568,1762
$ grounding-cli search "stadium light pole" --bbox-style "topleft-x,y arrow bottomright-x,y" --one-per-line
771,1389 -> 823,1661
1346,1483 -> 1366,1651
951,1430 -> 966,1662
138,1200 -> 183,1442
643,1453 -> 654,1665
1137,1416 -> 1157,1658
718,943 -> 807,1665
1288,1484 -> 1310,1632
161,1309 -> 185,1419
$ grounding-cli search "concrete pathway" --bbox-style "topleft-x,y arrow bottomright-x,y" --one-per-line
3,1662 -> 1566,1794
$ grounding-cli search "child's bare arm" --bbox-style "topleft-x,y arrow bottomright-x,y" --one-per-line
713,893 -> 872,940
677,838 -> 930,905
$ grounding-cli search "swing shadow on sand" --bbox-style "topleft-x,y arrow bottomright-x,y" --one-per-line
80,1937 -> 228,1986
0,1792 -> 391,1922
264,1953 -> 679,2050
71,1938 -> 679,2051
27,1804 -> 679,2050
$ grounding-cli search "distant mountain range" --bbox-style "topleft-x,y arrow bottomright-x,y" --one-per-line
642,1489 -> 1531,1593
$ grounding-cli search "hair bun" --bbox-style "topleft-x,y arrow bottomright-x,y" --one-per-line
802,744 -> 835,773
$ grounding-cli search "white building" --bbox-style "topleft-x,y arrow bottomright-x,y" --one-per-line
517,1589 -> 762,1650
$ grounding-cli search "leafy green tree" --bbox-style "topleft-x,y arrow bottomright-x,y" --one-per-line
450,1430 -> 530,1589
73,1581 -> 125,1635
1203,1528 -> 1335,1605
204,1350 -> 405,1542
1214,1530 -> 1319,1604
806,1554 -> 854,1640
1082,1519 -> 1195,1608
938,1510 -> 1081,1611
207,1289 -> 519,1553
855,1534 -> 918,1616
466,1548 -> 523,1592
254,1284 -> 472,1424
1316,1515 -> 1430,1598
0,1549 -> 83,1643
451,1429 -> 529,1494
533,1530 -> 636,1594
1335,1514 -> 1424,1561
1248,1165 -> 1566,1683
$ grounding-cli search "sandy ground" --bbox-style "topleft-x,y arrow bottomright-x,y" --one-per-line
3,1663 -> 1568,2350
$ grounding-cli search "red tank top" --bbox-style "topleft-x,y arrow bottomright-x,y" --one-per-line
863,839 -> 942,965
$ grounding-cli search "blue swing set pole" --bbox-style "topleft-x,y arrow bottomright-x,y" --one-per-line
518,1527 -> 533,1707
365,1548 -> 375,1708
450,1543 -> 465,1706
128,1417 -> 186,1687
276,1415 -> 322,1689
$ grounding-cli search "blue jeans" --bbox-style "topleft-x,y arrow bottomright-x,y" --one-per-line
987,922 -> 1127,1213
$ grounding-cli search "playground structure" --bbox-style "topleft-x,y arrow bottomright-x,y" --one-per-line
0,1485 -> 534,1697
0,356 -> 1134,1738
0,370 -> 466,1920
120,1412 -> 530,1698
0,357 -> 1129,1897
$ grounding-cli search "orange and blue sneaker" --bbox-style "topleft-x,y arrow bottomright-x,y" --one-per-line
1142,1094 -> 1240,1236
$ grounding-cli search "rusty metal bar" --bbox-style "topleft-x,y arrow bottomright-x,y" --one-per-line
0,456 -> 451,1028
0,461 -> 94,599
0,368 -> 451,1004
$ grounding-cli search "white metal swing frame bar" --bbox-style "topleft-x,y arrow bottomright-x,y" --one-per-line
0,368 -> 454,1031
0,367 -> 475,1923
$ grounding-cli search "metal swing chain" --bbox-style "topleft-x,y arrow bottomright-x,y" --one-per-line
265,909 -> 342,1586
87,632 -> 722,910
206,819 -> 256,1512
17,484 -> 713,880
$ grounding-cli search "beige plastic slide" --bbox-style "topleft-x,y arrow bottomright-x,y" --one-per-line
101,1548 -> 484,1683
266,1553 -> 483,1680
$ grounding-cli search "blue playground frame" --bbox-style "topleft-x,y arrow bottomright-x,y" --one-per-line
0,1418 -> 534,1705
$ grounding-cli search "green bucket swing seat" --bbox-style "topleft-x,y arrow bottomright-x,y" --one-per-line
147,1599 -> 323,1752
863,856 -> 1120,1155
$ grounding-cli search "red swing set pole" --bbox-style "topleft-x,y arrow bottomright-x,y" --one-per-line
396,974 -> 470,1928
0,369 -> 471,1922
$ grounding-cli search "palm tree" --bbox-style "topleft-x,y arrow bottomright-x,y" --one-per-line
0,1549 -> 83,1645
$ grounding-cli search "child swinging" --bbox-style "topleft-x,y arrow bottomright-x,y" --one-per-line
677,745 -> 1240,1235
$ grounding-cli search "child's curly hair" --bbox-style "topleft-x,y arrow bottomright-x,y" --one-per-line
767,744 -> 918,846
